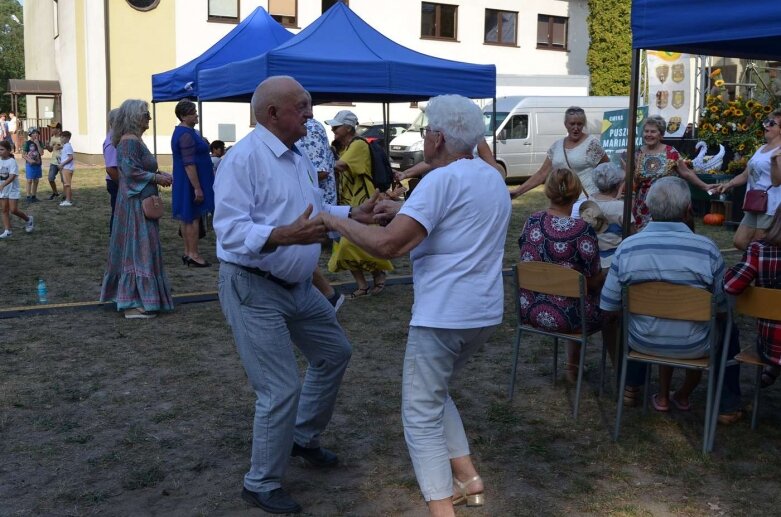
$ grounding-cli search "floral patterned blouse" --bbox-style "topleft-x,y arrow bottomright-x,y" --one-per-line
297,119 -> 337,205
518,211 -> 602,333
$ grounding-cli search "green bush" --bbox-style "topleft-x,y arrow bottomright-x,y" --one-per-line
587,0 -> 631,96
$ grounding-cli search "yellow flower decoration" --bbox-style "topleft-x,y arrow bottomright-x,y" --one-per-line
721,127 -> 729,134
738,144 -> 746,151
715,79 -> 725,87
764,105 -> 773,113
746,100 -> 756,109
735,110 -> 744,116
709,106 -> 719,113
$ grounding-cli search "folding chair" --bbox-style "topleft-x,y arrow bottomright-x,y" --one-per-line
507,262 -> 608,419
733,286 -> 781,430
613,282 -> 731,454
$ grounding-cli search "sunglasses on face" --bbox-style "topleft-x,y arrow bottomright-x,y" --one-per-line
762,119 -> 779,128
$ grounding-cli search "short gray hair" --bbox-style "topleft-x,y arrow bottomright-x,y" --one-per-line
592,162 -> 624,192
107,108 -> 119,128
426,94 -> 484,154
643,114 -> 666,134
111,99 -> 148,147
646,176 -> 690,221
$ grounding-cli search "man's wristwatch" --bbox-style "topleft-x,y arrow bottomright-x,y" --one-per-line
348,206 -> 354,219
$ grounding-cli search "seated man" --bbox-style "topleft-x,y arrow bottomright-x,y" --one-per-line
600,176 -> 742,422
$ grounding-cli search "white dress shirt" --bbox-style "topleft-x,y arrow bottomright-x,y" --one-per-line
213,124 -> 349,283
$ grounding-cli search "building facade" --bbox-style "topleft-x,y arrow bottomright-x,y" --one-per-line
24,0 -> 592,158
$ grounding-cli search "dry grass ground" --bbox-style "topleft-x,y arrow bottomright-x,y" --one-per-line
2,168 -> 780,516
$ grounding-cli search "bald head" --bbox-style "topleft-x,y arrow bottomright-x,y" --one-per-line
251,76 -> 312,147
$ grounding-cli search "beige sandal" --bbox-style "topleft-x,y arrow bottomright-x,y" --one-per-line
452,475 -> 484,507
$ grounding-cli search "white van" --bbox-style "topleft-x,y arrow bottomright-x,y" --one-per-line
388,108 -> 428,171
484,96 -> 629,178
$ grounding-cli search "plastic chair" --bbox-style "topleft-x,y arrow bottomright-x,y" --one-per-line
733,286 -> 781,430
613,282 -> 731,454
507,262 -> 608,419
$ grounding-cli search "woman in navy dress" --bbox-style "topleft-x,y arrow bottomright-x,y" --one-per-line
171,99 -> 214,267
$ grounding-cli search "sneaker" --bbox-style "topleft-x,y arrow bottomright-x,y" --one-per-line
0,229 -> 10,239
25,196 -> 31,203
48,193 -> 60,200
25,216 -> 34,233
30,196 -> 39,203
59,200 -> 73,207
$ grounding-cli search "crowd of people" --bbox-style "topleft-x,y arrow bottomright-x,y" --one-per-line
3,77 -> 781,515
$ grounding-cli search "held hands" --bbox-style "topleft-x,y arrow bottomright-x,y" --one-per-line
373,199 -> 402,225
286,204 -> 328,245
194,186 -> 204,204
351,190 -> 384,224
156,172 -> 173,188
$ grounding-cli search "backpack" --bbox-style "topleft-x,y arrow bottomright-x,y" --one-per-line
353,136 -> 394,192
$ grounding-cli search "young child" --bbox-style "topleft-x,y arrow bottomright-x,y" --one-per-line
22,127 -> 43,202
58,131 -> 75,207
0,140 -> 34,238
209,139 -> 225,174
45,122 -> 63,199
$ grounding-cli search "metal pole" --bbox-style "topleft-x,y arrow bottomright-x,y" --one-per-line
197,99 -> 204,136
152,102 -> 157,158
492,97 -> 497,158
622,49 -> 642,238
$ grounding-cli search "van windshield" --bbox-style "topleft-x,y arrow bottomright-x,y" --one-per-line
407,111 -> 428,131
483,112 -> 509,136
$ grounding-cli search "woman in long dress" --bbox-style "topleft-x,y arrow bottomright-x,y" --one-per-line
326,110 -> 393,297
100,99 -> 174,319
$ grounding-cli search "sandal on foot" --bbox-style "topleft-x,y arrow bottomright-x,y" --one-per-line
760,366 -> 780,388
718,410 -> 745,425
370,282 -> 385,295
452,475 -> 484,507
350,287 -> 370,299
623,386 -> 641,407
669,391 -> 691,411
652,393 -> 670,412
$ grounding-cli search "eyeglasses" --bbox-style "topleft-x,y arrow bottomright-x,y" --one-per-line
143,111 -> 152,120
762,119 -> 779,128
419,126 -> 441,138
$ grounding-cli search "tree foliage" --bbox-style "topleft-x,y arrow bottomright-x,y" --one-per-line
0,0 -> 24,114
587,0 -> 631,96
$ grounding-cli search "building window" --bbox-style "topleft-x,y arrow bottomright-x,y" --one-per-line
537,14 -> 568,50
322,0 -> 348,13
421,2 -> 457,41
208,0 -> 239,23
270,0 -> 298,28
484,9 -> 517,46
126,0 -> 160,11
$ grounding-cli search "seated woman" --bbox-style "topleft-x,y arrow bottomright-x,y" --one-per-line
724,209 -> 781,386
589,161 -> 629,267
518,168 -> 605,382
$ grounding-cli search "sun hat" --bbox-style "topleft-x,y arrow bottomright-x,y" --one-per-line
48,122 -> 61,129
325,110 -> 358,128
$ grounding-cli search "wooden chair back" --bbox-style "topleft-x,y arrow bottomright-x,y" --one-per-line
627,282 -> 712,322
735,286 -> 781,321
516,261 -> 583,298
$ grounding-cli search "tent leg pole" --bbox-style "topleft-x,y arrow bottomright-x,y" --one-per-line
198,99 -> 203,136
152,102 -> 158,159
622,49 -> 642,238
492,97 -> 497,158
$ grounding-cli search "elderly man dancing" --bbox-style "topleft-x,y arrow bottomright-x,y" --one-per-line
322,94 -> 511,517
214,76 -> 377,514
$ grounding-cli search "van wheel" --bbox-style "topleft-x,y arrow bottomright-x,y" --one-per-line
497,162 -> 507,177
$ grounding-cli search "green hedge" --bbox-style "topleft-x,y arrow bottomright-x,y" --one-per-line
587,0 -> 631,96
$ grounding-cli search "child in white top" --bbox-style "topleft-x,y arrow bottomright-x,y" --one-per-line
0,140 -> 33,238
58,131 -> 75,206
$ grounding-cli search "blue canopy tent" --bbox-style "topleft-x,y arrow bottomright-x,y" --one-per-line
196,2 -> 495,104
151,6 -> 292,102
622,0 -> 781,235
149,6 -> 292,154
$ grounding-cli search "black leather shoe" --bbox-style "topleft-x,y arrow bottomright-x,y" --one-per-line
241,487 -> 302,514
291,443 -> 338,467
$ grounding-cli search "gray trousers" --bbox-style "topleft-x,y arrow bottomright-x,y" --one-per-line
218,262 -> 352,492
402,325 -> 497,501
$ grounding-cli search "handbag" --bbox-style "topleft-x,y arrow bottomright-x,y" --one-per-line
140,180 -> 163,220
742,186 -> 771,213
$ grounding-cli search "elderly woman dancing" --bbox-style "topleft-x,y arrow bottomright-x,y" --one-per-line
321,95 -> 511,516
100,99 -> 174,319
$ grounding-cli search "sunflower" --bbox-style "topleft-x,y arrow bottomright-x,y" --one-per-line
709,106 -> 719,113
738,143 -> 746,151
735,110 -> 744,116
721,127 -> 729,134
715,79 -> 725,88
746,100 -> 757,109
764,105 -> 773,113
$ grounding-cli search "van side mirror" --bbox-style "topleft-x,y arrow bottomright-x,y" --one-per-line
498,129 -> 507,141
